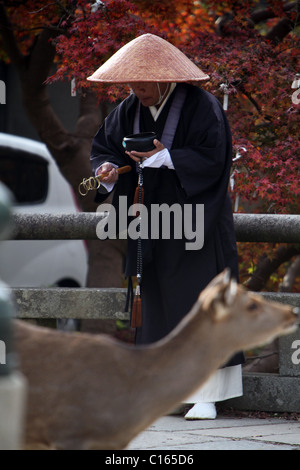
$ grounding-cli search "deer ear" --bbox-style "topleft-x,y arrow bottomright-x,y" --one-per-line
213,274 -> 237,322
224,278 -> 238,306
213,269 -> 237,301
205,268 -> 231,290
198,269 -> 234,317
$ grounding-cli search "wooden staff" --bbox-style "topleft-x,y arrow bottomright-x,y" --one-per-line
78,165 -> 132,196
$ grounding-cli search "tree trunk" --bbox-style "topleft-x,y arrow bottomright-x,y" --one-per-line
0,7 -> 126,290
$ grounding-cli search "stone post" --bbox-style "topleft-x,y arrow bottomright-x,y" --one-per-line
0,182 -> 27,450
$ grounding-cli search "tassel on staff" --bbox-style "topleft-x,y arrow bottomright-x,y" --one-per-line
133,185 -> 144,205
133,185 -> 144,217
131,284 -> 142,328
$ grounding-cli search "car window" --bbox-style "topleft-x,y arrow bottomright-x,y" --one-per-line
0,146 -> 48,204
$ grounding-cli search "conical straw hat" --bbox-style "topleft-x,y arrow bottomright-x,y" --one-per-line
87,33 -> 209,83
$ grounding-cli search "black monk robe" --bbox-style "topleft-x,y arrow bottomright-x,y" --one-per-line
90,83 -> 243,366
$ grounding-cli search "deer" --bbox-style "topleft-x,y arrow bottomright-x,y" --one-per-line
14,269 -> 298,450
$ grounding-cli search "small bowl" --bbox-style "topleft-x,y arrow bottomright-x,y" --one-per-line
122,132 -> 157,152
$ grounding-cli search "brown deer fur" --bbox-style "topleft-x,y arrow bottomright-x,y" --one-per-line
14,269 -> 298,450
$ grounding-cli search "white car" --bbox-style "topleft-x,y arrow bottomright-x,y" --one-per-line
0,133 -> 88,289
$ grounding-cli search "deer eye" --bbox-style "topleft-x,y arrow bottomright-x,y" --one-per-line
248,302 -> 259,311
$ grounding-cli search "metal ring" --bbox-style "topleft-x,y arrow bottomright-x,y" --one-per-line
87,177 -> 95,190
78,180 -> 88,196
95,176 -> 101,189
78,176 -> 102,196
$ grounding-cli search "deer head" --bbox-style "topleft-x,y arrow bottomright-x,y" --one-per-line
197,269 -> 298,351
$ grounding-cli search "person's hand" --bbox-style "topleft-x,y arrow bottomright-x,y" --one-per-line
126,139 -> 164,163
96,163 -> 119,184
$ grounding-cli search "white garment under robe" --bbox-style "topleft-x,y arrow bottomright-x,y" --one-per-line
185,364 -> 243,403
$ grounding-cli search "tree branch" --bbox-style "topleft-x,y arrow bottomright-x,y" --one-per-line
265,17 -> 297,43
250,1 -> 300,43
25,27 -> 58,89
216,1 -> 300,43
244,245 -> 300,291
249,2 -> 298,25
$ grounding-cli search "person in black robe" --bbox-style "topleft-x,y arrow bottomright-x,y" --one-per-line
88,34 -> 244,419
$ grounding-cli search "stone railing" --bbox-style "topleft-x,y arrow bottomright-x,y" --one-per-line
9,212 -> 300,243
4,212 -> 300,413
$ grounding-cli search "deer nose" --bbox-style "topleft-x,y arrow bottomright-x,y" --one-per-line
293,307 -> 300,324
